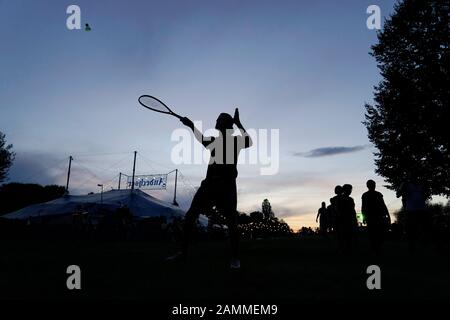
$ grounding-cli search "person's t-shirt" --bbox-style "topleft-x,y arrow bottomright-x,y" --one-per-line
340,196 -> 356,223
361,190 -> 388,220
318,207 -> 327,221
330,195 -> 342,217
203,134 -> 251,180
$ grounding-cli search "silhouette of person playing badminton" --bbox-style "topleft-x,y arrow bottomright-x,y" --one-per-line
361,180 -> 391,255
167,108 -> 252,269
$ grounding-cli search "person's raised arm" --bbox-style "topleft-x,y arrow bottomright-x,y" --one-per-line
233,108 -> 253,148
180,117 -> 213,148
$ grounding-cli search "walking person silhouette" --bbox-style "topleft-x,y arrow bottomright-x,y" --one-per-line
396,178 -> 429,253
336,184 -> 357,253
167,108 -> 252,269
316,202 -> 328,237
328,185 -> 343,233
361,180 -> 391,255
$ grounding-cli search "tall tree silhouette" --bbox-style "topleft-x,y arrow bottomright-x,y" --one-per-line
364,0 -> 450,197
0,131 -> 15,183
262,199 -> 274,220
0,183 -> 66,215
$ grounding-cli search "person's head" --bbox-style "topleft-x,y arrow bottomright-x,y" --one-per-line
366,179 -> 376,191
342,184 -> 352,196
321,201 -> 326,208
215,113 -> 234,132
334,185 -> 342,195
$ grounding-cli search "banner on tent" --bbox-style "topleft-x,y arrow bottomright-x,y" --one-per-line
126,174 -> 168,190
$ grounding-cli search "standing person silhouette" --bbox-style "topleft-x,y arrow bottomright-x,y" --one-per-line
396,179 -> 429,253
316,202 -> 328,237
328,185 -> 343,233
337,184 -> 357,253
361,180 -> 391,255
167,108 -> 252,269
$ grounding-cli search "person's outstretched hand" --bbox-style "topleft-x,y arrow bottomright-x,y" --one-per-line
233,108 -> 241,126
180,117 -> 193,128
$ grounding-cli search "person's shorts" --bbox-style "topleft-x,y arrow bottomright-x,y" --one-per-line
189,178 -> 237,215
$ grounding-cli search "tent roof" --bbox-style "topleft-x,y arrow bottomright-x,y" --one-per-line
3,189 -> 185,220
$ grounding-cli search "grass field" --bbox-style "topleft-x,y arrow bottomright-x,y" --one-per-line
1,235 -> 449,300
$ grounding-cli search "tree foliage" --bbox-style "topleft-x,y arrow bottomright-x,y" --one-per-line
203,198 -> 293,238
364,0 -> 449,197
0,183 -> 66,215
239,199 -> 293,238
262,199 -> 274,219
0,131 -> 15,183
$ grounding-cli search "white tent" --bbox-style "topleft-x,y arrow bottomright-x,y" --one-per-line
3,189 -> 192,224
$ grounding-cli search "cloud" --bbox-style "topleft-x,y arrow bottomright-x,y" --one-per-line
268,205 -> 310,219
293,145 -> 370,158
7,151 -> 67,185
6,151 -> 118,194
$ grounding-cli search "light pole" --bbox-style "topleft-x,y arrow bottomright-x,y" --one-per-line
97,184 -> 104,205
65,156 -> 73,194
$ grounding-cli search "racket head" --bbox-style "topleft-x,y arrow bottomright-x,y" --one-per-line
138,95 -> 183,119
138,95 -> 170,113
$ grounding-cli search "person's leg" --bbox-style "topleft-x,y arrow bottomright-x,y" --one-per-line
369,218 -> 382,254
406,210 -> 418,253
336,223 -> 344,252
221,180 -> 239,265
181,207 -> 200,257
343,225 -> 350,253
180,181 -> 211,257
227,211 -> 239,260
373,224 -> 382,255
368,223 -> 375,252
319,219 -> 325,237
323,219 -> 328,237
347,223 -> 353,253
420,209 -> 432,246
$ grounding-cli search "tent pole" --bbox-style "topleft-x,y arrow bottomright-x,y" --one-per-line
65,156 -> 73,193
131,151 -> 137,191
172,169 -> 178,206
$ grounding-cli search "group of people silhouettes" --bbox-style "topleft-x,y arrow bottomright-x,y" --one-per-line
317,180 -> 391,254
164,108 -> 432,268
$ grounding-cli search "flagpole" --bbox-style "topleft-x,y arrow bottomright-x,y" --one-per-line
172,169 -> 178,206
131,151 -> 137,191
65,155 -> 73,193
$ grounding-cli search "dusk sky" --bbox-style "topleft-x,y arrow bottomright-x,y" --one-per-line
0,0 -> 414,230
